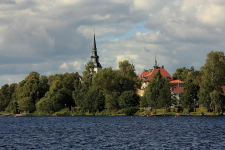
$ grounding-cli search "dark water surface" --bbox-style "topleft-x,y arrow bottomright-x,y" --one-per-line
1,116 -> 225,150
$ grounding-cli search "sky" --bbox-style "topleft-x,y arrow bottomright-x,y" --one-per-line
0,0 -> 225,86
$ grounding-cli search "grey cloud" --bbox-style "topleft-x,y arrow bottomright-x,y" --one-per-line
0,0 -> 225,86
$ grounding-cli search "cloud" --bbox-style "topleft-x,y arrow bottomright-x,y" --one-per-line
0,0 -> 225,86
59,61 -> 82,71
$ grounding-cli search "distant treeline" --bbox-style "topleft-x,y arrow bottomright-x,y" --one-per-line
0,60 -> 140,115
0,51 -> 225,115
141,51 -> 225,115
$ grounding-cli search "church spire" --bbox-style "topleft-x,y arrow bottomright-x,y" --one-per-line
154,54 -> 158,69
90,30 -> 102,73
92,29 -> 97,50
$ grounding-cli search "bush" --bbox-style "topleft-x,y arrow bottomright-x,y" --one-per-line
96,109 -> 117,116
175,108 -> 183,113
123,107 -> 139,116
118,91 -> 140,109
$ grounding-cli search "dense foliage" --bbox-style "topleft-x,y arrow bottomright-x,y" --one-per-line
0,60 -> 140,115
141,70 -> 171,113
1,51 -> 225,115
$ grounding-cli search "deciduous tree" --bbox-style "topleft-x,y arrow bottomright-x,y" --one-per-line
198,51 -> 225,112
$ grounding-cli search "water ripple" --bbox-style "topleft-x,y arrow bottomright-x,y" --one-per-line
1,116 -> 225,149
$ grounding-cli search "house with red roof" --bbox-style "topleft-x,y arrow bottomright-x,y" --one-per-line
137,60 -> 184,105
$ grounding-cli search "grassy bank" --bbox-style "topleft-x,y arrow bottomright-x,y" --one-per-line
7,106 -> 224,117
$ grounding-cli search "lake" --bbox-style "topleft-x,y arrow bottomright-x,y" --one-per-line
0,116 -> 225,149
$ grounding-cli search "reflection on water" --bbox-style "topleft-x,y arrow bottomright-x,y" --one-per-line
1,116 -> 225,149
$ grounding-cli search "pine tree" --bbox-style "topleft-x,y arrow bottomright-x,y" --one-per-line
143,70 -> 171,113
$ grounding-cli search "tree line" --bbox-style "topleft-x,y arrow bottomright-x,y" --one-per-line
141,51 -> 225,114
0,60 -> 140,115
0,51 -> 225,115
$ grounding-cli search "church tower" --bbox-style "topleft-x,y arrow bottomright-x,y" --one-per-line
90,33 -> 102,73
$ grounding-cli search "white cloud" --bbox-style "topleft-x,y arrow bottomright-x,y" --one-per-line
59,61 -> 82,71
0,0 -> 225,86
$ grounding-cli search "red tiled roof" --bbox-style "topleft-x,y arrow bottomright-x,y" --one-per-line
138,70 -> 149,79
169,79 -> 184,84
172,87 -> 184,93
145,67 -> 173,81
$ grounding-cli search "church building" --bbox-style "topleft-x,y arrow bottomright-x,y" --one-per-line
90,33 -> 102,73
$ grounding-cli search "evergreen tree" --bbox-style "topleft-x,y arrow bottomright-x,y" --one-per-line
143,70 -> 171,113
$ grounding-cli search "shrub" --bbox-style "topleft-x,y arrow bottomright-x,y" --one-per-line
123,107 -> 139,116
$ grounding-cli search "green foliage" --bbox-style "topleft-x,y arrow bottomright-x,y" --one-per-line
5,100 -> 18,113
0,83 -> 17,111
104,93 -> 119,109
118,60 -> 137,79
36,95 -> 63,115
198,51 -> 225,112
74,61 -> 94,108
118,91 -> 140,108
143,70 -> 171,111
140,96 -> 148,107
80,87 -> 105,113
95,109 -> 117,116
180,81 -> 199,109
92,67 -> 137,109
123,107 -> 139,116
172,67 -> 190,81
210,90 -> 224,114
17,97 -> 35,112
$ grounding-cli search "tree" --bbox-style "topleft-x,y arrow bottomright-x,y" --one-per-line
93,68 -> 136,95
210,90 -> 224,114
140,96 -> 148,107
0,84 -> 10,111
39,75 -> 49,98
172,67 -> 190,81
0,83 -> 17,112
17,97 -> 35,113
157,79 -> 171,109
180,81 -> 199,110
186,70 -> 201,85
198,51 -> 225,112
118,91 -> 140,109
14,72 -> 42,106
118,60 -> 137,79
92,67 -> 137,109
74,61 -> 94,108
104,93 -> 119,109
143,70 -> 171,113
36,92 -> 64,114
80,87 -> 105,113
5,100 -> 18,113
37,72 -> 81,113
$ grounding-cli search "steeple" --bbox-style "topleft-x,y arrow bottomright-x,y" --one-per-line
92,32 -> 97,50
154,54 -> 158,69
90,31 -> 102,73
